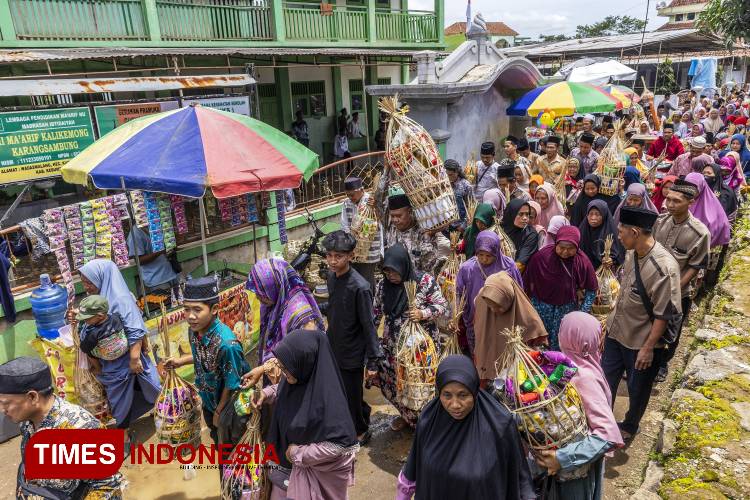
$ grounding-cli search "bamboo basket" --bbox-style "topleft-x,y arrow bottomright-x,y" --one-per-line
221,401 -> 266,500
153,303 -> 202,449
380,96 -> 458,231
351,175 -> 381,264
494,327 -> 588,450
438,232 -> 462,301
396,282 -> 438,411
591,235 -> 621,317
595,122 -> 627,196
72,321 -> 111,423
439,292 -> 466,362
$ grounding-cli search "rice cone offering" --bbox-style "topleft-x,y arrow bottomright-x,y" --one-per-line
592,235 -> 620,318
493,326 -> 588,450
396,282 -> 438,411
595,121 -> 627,196
380,96 -> 458,231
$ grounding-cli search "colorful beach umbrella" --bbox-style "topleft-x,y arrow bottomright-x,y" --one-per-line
600,84 -> 640,108
61,105 -> 319,199
507,82 -> 619,117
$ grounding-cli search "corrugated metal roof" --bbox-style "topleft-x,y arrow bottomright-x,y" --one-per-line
0,47 -> 429,64
503,29 -> 723,57
0,74 -> 254,96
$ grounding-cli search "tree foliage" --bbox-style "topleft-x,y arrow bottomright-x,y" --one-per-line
697,0 -> 750,47
538,34 -> 570,42
655,59 -> 679,95
575,15 -> 647,38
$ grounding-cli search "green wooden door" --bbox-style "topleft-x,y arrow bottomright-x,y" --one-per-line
258,84 -> 282,130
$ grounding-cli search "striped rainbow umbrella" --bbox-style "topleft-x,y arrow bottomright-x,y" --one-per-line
507,81 -> 619,117
600,84 -> 640,109
61,104 -> 319,199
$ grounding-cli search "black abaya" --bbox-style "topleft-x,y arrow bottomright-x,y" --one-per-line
502,199 -> 540,265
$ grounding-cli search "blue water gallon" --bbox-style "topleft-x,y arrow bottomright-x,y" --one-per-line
29,274 -> 68,340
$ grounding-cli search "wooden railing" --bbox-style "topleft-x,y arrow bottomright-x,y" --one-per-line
8,0 -> 148,40
375,9 -> 438,43
283,2 -> 367,42
156,0 -> 273,41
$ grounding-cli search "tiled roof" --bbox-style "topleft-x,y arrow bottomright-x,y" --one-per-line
656,21 -> 698,31
444,21 -> 518,37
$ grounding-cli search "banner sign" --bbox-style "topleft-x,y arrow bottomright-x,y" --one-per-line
182,96 -> 251,115
0,108 -> 95,184
94,101 -> 179,137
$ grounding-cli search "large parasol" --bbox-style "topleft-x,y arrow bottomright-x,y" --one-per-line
507,82 -> 619,117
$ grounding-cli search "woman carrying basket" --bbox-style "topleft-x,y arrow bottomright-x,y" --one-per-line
372,244 -> 448,431
534,312 -> 623,500
395,355 -> 535,500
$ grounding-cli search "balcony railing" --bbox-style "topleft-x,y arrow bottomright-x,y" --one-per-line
8,0 -> 148,40
283,2 -> 367,42
0,0 -> 441,47
157,0 -> 273,41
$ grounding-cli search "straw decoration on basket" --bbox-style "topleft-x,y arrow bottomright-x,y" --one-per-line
351,173 -> 381,264
553,170 -> 568,208
379,95 -> 459,232
591,235 -> 621,317
221,395 -> 266,500
395,281 -> 438,411
493,224 -> 517,259
465,196 -> 478,227
493,326 -> 588,450
464,153 -> 477,184
71,318 -> 112,423
440,292 -> 466,362
153,301 -> 202,450
595,121 -> 627,196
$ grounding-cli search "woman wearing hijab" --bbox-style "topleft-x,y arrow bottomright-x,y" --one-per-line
570,175 -> 620,227
481,188 -> 505,216
395,355 -> 535,500
534,183 -> 565,230
730,133 -> 750,174
528,174 -> 544,197
579,199 -> 624,270
623,166 -> 641,190
461,203 -> 495,258
252,330 -> 359,500
702,163 -> 738,221
651,175 -> 678,212
515,162 -> 532,193
501,199 -> 540,272
472,272 -> 547,382
703,108 -> 724,135
624,148 -> 646,179
543,216 -> 570,247
523,226 -> 598,350
372,244 -> 448,430
247,258 -> 324,364
613,183 -> 658,226
456,231 -> 522,353
719,151 -> 747,191
534,312 -> 624,500
77,259 -> 161,432
527,200 -> 547,249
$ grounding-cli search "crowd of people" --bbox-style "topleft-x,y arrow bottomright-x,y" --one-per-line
1,87 -> 748,500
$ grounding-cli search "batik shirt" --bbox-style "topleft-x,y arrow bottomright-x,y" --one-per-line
536,154 -> 566,180
340,191 -> 383,264
189,318 -> 250,413
385,224 -> 450,276
653,213 -> 710,298
17,397 -> 122,500
570,148 -> 600,176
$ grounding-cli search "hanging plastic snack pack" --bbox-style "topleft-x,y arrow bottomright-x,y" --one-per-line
221,397 -> 266,500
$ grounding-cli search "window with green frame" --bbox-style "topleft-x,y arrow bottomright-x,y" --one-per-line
349,79 -> 364,113
291,81 -> 326,117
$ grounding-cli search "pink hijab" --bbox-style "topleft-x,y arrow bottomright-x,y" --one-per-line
685,172 -> 731,247
542,215 -> 569,247
559,311 -> 624,449
534,183 -> 565,230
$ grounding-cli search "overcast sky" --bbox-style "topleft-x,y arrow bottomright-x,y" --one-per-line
410,0 -> 664,39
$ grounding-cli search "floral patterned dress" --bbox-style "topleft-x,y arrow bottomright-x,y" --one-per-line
373,272 -> 448,427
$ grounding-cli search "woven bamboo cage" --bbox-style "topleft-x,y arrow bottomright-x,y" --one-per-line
221,400 -> 266,500
591,235 -> 621,317
396,282 -> 438,411
438,232 -> 462,301
72,322 -> 111,423
380,96 -> 458,231
351,174 -> 381,263
153,303 -> 202,449
595,122 -> 627,196
464,153 -> 477,184
439,292 -> 466,362
494,327 -> 588,450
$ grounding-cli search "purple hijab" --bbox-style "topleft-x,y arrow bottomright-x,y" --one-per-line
684,172 -> 731,247
613,183 -> 658,227
247,258 -> 324,362
456,231 -> 522,337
